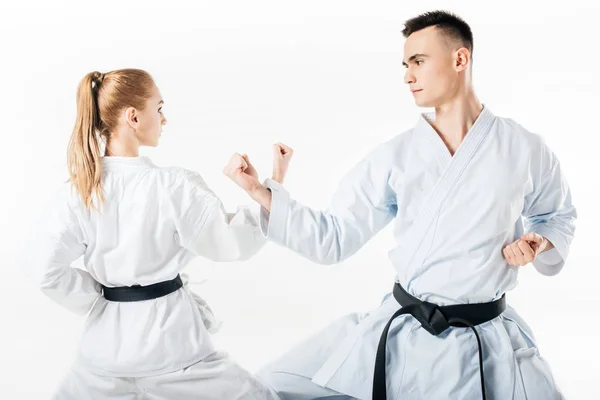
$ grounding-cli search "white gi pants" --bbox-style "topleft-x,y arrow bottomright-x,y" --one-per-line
53,351 -> 281,400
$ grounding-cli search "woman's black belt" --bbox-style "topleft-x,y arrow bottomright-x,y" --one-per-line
102,274 -> 183,302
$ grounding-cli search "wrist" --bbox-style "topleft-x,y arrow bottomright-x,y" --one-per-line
271,173 -> 283,184
541,237 -> 554,253
247,184 -> 272,210
247,182 -> 264,197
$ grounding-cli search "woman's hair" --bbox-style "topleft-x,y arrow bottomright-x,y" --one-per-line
67,69 -> 155,211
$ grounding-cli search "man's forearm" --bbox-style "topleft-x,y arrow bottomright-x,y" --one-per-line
541,237 -> 555,253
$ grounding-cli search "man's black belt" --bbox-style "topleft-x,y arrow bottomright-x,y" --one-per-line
373,283 -> 506,400
102,274 -> 183,302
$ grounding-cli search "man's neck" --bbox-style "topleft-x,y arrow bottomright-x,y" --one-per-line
430,91 -> 483,155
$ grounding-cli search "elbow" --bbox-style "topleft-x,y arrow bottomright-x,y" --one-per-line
206,237 -> 265,262
315,258 -> 342,266
312,257 -> 337,266
311,241 -> 351,266
532,247 -> 566,276
27,265 -> 63,289
533,260 -> 564,276
17,253 -> 52,288
317,250 -> 344,266
222,250 -> 256,263
231,235 -> 266,262
307,223 -> 355,265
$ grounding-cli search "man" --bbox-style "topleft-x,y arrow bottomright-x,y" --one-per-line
225,10 -> 576,400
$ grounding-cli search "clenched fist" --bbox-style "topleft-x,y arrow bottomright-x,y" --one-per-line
223,153 -> 260,193
272,142 -> 294,184
502,232 -> 553,267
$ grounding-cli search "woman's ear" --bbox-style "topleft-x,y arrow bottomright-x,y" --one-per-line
125,107 -> 139,131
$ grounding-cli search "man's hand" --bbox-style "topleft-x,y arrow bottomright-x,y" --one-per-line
502,232 -> 554,266
223,153 -> 260,193
272,142 -> 294,184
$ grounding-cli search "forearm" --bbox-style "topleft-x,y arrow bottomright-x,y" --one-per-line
541,237 -> 555,253
184,198 -> 267,261
27,264 -> 102,316
248,185 -> 272,212
532,227 -> 568,276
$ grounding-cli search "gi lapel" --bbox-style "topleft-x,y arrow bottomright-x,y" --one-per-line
402,105 -> 496,271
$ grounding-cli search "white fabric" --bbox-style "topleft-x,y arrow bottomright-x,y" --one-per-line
259,105 -> 576,399
54,350 -> 280,400
258,371 -> 355,400
18,156 -> 267,378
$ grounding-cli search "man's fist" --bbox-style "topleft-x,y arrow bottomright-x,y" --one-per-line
502,232 -> 551,266
223,153 -> 260,193
272,142 -> 294,184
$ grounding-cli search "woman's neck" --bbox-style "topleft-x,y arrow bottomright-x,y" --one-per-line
104,135 -> 140,157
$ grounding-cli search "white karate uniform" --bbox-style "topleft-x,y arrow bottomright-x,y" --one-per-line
256,105 -> 577,400
18,156 -> 279,400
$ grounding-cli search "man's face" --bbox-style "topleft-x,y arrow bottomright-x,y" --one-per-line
403,26 -> 462,108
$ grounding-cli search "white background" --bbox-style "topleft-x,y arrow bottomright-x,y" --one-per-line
1,0 -> 598,398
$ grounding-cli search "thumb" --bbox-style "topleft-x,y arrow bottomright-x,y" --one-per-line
280,144 -> 293,157
521,232 -> 541,243
239,156 -> 248,171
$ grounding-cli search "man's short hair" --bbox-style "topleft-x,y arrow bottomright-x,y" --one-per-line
402,10 -> 474,55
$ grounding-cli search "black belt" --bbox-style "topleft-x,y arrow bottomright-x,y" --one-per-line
373,283 -> 506,400
102,274 -> 183,302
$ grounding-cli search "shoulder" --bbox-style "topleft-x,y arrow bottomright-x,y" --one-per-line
54,181 -> 84,210
494,116 -> 561,188
359,128 -> 414,167
498,116 -> 558,167
155,166 -> 218,203
495,116 -> 552,149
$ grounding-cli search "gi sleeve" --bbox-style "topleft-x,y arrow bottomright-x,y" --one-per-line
172,169 -> 266,262
259,144 -> 398,265
17,183 -> 101,315
522,141 -> 577,276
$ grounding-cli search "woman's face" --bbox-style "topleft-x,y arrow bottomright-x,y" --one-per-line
135,84 -> 167,147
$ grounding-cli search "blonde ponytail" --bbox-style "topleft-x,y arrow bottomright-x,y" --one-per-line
66,69 -> 155,211
67,71 -> 105,211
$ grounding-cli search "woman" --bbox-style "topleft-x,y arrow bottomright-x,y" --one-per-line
18,68 -> 283,400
